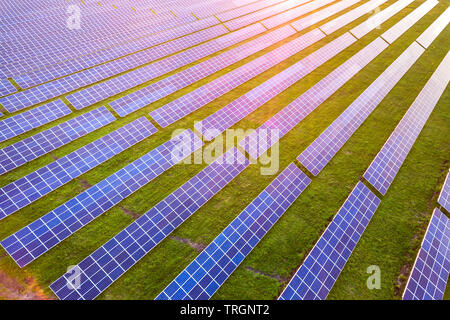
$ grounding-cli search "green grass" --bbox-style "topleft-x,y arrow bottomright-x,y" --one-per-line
0,0 -> 449,300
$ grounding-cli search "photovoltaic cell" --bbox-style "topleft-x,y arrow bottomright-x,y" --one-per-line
156,163 -> 311,300
279,182 -> 380,300
216,0 -> 284,21
0,117 -> 157,220
110,25 -> 293,117
0,107 -> 116,175
49,147 -> 250,300
298,42 -> 424,176
438,171 -> 450,213
416,6 -> 450,49
239,38 -> 388,159
0,100 -> 71,143
195,32 -> 357,141
402,208 -> 449,300
150,28 -> 325,128
1,129 -> 203,267
364,50 -> 450,195
0,79 -> 17,96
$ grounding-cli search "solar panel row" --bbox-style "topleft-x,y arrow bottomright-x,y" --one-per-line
109,24 -> 294,117
0,117 -> 157,219
49,147 -> 250,300
66,23 -> 266,111
1,129 -> 203,267
0,79 -> 17,97
239,37 -> 388,159
0,107 -> 116,175
364,50 -> 450,195
298,42 -> 425,176
149,28 -> 325,128
216,0 -> 284,21
0,100 -> 71,143
279,182 -> 380,300
402,208 -> 449,300
195,32 -> 357,141
157,163 -> 311,300
438,171 -> 450,213
416,6 -> 450,49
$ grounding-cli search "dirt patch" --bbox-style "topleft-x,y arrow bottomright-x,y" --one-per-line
245,266 -> 288,283
120,206 -> 141,219
0,270 -> 50,300
169,235 -> 207,252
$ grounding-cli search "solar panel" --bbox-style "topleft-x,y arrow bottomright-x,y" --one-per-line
0,26 -> 228,112
298,42 -> 424,176
381,0 -> 438,44
350,0 -> 414,39
364,50 -> 450,195
240,38 -> 388,159
438,171 -> 450,212
416,6 -> 450,49
402,208 -> 449,300
0,79 -> 17,96
279,182 -> 380,300
216,0 -> 284,21
320,0 -> 389,35
67,24 -> 265,110
110,25 -> 293,117
150,28 -> 325,128
49,147 -> 250,300
0,107 -> 116,175
262,0 -> 336,29
1,129 -> 203,267
0,100 -> 71,143
156,163 -> 311,300
195,32 -> 357,141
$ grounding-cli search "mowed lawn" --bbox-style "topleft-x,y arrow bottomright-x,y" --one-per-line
0,0 -> 448,299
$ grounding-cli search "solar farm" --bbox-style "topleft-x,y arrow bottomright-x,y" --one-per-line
0,0 -> 449,301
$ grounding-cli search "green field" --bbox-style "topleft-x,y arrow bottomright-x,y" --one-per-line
0,0 -> 449,300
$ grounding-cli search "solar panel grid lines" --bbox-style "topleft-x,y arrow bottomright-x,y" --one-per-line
350,0 -> 415,39
0,25 -> 229,113
438,171 -> 450,212
279,181 -> 381,300
1,129 -> 204,267
0,107 -> 116,176
319,0 -> 389,35
364,50 -> 450,195
0,117 -> 157,220
149,28 -> 326,128
216,0 -> 285,21
109,24 -> 295,117
262,0 -> 337,29
402,208 -> 450,300
416,6 -> 450,49
381,0 -> 439,45
0,79 -> 17,97
156,163 -> 311,300
0,100 -> 72,143
13,17 -> 222,89
195,32 -> 358,142
239,37 -> 389,159
67,23 -> 266,111
297,42 -> 425,176
289,0 -> 361,31
49,147 -> 250,300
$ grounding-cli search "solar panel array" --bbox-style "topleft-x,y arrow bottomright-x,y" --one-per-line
298,42 -> 424,176
438,171 -> 450,213
0,80 -> 17,96
364,50 -> 450,195
402,208 -> 450,300
157,163 -> 311,300
1,130 -> 203,267
49,147 -> 249,300
279,182 -> 381,300
416,6 -> 450,48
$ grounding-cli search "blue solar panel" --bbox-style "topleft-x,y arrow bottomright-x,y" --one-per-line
49,147 -> 249,300
438,171 -> 450,213
403,208 -> 449,300
0,100 -> 71,143
1,129 -> 203,267
0,117 -> 157,220
156,163 -> 311,300
240,38 -> 388,159
364,51 -> 450,195
298,42 -> 424,176
279,182 -> 380,300
216,0 -> 285,22
0,107 -> 116,175
67,24 -> 265,111
0,79 -> 17,96
110,25 -> 291,117
150,28 -> 324,128
195,32 -> 357,141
